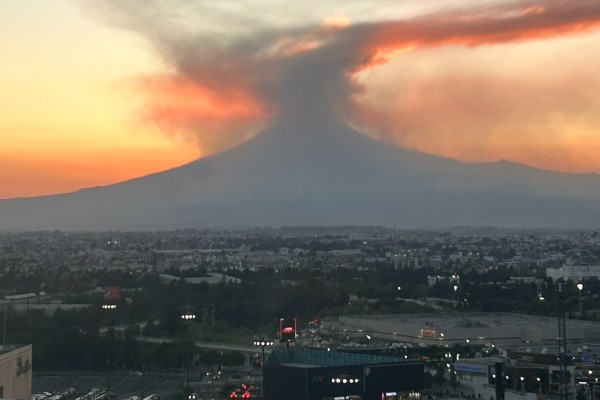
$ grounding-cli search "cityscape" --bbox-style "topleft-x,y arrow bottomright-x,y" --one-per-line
2,1 -> 600,400
2,228 -> 600,399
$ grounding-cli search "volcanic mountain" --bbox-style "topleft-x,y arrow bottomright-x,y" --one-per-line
2,109 -> 600,231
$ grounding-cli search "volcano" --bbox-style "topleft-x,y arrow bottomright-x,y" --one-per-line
2,111 -> 600,231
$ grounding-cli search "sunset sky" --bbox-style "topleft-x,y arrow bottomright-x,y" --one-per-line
2,0 -> 600,199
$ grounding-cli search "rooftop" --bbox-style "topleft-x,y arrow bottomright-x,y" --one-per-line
266,347 -> 406,368
0,344 -> 30,355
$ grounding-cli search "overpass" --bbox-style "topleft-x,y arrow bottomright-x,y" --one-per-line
134,335 -> 274,355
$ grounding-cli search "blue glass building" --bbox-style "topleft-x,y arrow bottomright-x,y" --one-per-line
264,347 -> 424,400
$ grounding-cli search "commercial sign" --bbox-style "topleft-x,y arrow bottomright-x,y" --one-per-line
420,329 -> 436,338
279,317 -> 297,342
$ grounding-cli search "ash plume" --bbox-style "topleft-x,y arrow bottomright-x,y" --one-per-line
83,0 -> 600,157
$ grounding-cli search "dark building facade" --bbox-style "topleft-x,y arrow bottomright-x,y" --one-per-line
264,347 -> 424,400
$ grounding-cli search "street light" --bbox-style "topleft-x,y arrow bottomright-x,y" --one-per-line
253,340 -> 274,395
577,283 -> 584,316
588,370 -> 595,400
181,313 -> 196,393
537,377 -> 542,395
102,303 -> 117,391
453,285 -> 458,308
520,376 -> 525,393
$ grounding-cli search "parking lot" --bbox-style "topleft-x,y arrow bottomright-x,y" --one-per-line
33,372 -> 185,400
33,369 -> 259,400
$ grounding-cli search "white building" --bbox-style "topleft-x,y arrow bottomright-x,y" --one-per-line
546,265 -> 600,282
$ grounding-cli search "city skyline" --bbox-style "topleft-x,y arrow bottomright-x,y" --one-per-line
2,0 -> 600,199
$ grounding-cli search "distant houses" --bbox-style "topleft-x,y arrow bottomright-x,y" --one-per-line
159,272 -> 242,285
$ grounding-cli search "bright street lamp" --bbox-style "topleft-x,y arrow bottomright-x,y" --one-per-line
453,285 -> 458,308
102,303 -> 117,391
577,283 -> 584,315
588,371 -> 595,400
520,376 -> 525,393
253,340 -> 274,396
253,341 -> 274,371
181,313 -> 196,393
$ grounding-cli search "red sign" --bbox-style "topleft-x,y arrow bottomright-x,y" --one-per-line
104,286 -> 121,300
420,329 -> 436,338
279,317 -> 297,342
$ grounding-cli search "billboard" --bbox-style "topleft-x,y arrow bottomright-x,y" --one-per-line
280,317 -> 297,343
420,329 -> 436,338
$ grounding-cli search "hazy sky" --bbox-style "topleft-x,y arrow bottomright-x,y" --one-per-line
2,0 -> 600,199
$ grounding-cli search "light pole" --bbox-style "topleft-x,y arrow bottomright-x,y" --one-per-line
588,371 -> 595,400
102,303 -> 117,392
253,340 -> 274,397
453,285 -> 458,308
537,377 -> 542,396
181,312 -> 196,393
577,283 -> 584,316
520,376 -> 525,394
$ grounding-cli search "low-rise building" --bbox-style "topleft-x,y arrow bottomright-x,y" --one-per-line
0,344 -> 32,400
264,347 -> 424,400
546,265 -> 600,282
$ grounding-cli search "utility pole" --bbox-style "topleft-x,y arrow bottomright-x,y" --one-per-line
557,282 -> 569,400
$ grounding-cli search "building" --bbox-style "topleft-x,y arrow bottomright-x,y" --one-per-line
546,265 -> 600,282
0,344 -> 32,400
264,347 -> 424,400
454,344 -> 600,400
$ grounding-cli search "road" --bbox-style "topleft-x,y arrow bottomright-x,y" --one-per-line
135,336 -> 272,355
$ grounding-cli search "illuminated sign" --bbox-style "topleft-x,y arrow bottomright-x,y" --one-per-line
279,317 -> 297,342
420,329 -> 436,338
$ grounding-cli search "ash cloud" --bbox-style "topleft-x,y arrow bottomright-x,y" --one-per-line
84,0 -> 600,157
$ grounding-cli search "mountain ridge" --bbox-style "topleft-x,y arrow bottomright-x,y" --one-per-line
2,116 -> 600,231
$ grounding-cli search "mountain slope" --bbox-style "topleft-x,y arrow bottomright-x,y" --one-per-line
2,115 -> 600,230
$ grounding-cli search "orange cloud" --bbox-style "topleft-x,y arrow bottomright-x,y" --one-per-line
351,0 -> 600,72
269,36 -> 321,57
346,44 -> 600,173
334,0 -> 600,174
132,74 -> 273,153
323,14 -> 351,28
139,75 -> 268,123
